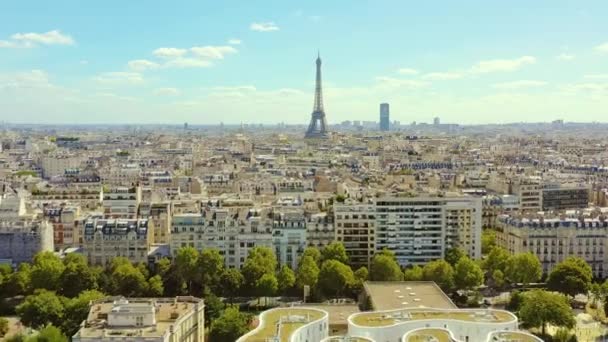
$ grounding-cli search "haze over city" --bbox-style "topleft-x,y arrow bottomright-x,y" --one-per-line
2,0 -> 608,125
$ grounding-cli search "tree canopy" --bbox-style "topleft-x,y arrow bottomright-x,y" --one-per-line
318,260 -> 355,297
454,256 -> 484,291
518,290 -> 575,336
422,259 -> 454,292
209,307 -> 250,342
504,252 -> 542,285
370,253 -> 402,281
547,257 -> 593,297
321,242 -> 349,264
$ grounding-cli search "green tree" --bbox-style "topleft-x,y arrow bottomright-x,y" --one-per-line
28,325 -> 68,342
547,257 -> 593,298
6,263 -> 32,296
505,252 -> 542,285
300,247 -> 321,265
60,258 -> 98,297
317,260 -> 355,298
370,254 -> 402,281
242,247 -> 277,292
454,256 -> 484,291
296,256 -> 320,290
553,328 -> 577,342
482,247 -> 511,275
277,265 -> 296,294
518,290 -> 575,336
147,275 -> 164,296
422,260 -> 455,292
354,266 -> 369,285
111,263 -> 148,297
492,269 -> 506,289
403,265 -> 424,281
198,249 -> 225,293
154,257 -> 172,277
30,252 -> 65,291
62,290 -> 105,336
209,307 -> 250,342
174,247 -> 199,294
219,268 -> 244,304
0,317 -> 8,338
16,290 -> 65,329
481,229 -> 497,254
203,292 -> 224,327
589,283 -> 602,308
321,242 -> 349,264
445,248 -> 466,266
256,274 -> 278,305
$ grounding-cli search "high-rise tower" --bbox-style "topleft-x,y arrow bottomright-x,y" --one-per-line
305,53 -> 329,139
379,103 -> 390,131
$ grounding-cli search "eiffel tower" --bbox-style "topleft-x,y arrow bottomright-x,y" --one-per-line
305,53 -> 329,139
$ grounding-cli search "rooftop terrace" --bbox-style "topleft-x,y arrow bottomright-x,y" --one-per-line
404,328 -> 454,342
351,308 -> 516,328
239,308 -> 326,342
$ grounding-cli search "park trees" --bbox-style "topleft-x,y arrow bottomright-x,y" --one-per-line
505,252 -> 542,285
220,268 -> 244,303
321,242 -> 349,264
198,249 -> 225,293
547,257 -> 593,298
174,247 -> 199,294
422,260 -> 454,292
317,260 -> 355,298
16,290 -> 65,329
30,252 -> 65,291
209,307 -> 250,342
453,256 -> 484,291
403,265 -> 424,281
277,265 -> 296,294
518,290 -> 575,336
296,256 -> 320,290
369,253 -> 402,281
445,247 -> 465,266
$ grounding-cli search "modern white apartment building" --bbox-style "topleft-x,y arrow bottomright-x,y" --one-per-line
72,296 -> 204,342
497,215 -> 608,277
512,177 -> 542,213
306,212 -> 335,249
375,196 -> 482,266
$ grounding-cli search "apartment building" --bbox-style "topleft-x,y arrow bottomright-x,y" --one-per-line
334,203 -> 376,269
497,216 -> 608,277
140,201 -> 172,244
44,206 -> 80,250
82,218 -> 151,265
272,209 -> 307,269
512,177 -> 542,213
0,220 -> 54,264
306,212 -> 335,249
72,296 -> 204,342
170,208 -> 273,269
542,184 -> 590,211
375,195 -> 482,266
40,155 -> 82,178
102,186 -> 141,219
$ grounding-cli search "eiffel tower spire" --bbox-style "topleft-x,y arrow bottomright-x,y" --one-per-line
306,53 -> 329,139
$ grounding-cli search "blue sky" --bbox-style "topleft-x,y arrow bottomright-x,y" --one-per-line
1,0 -> 608,124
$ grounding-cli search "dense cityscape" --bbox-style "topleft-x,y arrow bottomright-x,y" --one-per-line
2,2 -> 608,342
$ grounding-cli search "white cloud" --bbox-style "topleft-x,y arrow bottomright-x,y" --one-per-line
556,53 -> 575,61
562,82 -> 608,93
397,68 -> 418,75
421,72 -> 463,81
212,85 -> 257,92
93,72 -> 144,85
163,58 -> 212,69
154,87 -> 180,96
470,56 -> 536,73
594,42 -> 608,53
250,22 -> 280,32
11,30 -> 74,46
228,39 -> 241,45
493,80 -> 547,89
0,30 -> 74,48
584,74 -> 608,80
128,59 -> 160,71
0,70 -> 52,90
153,47 -> 187,59
190,46 -> 237,60
375,77 -> 428,89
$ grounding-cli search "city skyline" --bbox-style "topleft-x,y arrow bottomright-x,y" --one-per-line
2,1 -> 608,124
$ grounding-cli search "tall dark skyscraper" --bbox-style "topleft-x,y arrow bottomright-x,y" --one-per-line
305,53 -> 329,139
379,103 -> 390,131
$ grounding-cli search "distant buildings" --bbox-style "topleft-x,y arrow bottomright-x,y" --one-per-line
433,117 -> 440,125
0,220 -> 54,265
379,103 -> 390,131
72,296 -> 204,342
